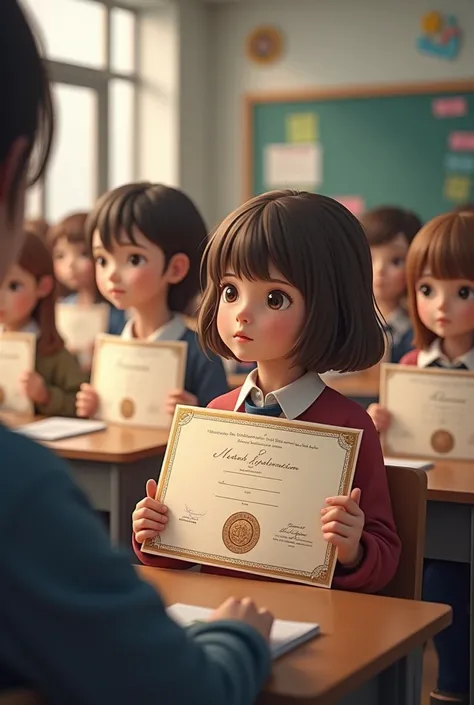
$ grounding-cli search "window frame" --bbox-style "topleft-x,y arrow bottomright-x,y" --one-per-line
34,0 -> 140,219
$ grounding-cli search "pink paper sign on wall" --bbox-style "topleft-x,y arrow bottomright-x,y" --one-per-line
432,96 -> 467,118
449,132 -> 474,151
334,196 -> 365,217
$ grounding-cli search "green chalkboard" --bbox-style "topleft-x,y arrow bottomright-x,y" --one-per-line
246,81 -> 474,222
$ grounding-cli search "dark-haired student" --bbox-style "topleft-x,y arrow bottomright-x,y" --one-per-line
75,182 -> 229,419
360,205 -> 422,363
0,2 -> 273,703
133,189 -> 402,595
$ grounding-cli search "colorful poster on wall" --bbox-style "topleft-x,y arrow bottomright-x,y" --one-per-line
286,113 -> 319,143
445,154 -> 474,173
449,132 -> 474,151
432,96 -> 467,118
264,143 -> 322,188
444,175 -> 471,202
333,196 -> 365,217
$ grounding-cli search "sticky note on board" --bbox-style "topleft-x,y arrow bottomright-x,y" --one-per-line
449,132 -> 474,152
286,113 -> 318,143
444,175 -> 471,202
445,153 -> 474,174
334,196 -> 365,217
432,96 -> 467,118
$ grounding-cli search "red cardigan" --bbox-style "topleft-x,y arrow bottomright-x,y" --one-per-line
133,385 -> 402,594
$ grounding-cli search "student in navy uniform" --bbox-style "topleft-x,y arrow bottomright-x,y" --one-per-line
369,211 -> 472,705
0,2 -> 272,703
76,182 -> 229,419
360,206 -> 422,362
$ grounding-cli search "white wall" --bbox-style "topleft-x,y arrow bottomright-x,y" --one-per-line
209,0 -> 474,223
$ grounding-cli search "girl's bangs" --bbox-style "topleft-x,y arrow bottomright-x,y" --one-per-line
422,218 -> 474,281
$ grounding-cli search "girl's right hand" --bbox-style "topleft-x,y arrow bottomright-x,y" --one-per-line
132,479 -> 169,544
76,383 -> 99,417
208,597 -> 274,642
367,403 -> 391,432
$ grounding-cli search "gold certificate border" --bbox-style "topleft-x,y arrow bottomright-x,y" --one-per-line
142,406 -> 361,589
380,362 -> 474,460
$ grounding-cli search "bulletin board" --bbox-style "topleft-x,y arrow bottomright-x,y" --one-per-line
243,80 -> 474,221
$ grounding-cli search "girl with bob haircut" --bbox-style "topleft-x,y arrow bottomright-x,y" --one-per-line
369,210 -> 473,704
0,232 -> 87,416
132,189 -> 401,595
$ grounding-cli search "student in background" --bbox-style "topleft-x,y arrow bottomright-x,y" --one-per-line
0,232 -> 87,416
48,211 -> 126,335
132,190 -> 401,594
368,211 -> 471,704
0,3 -> 272,703
360,206 -> 422,362
76,182 -> 229,418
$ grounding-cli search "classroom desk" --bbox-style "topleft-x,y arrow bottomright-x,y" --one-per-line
1,413 -> 169,546
138,566 -> 450,705
424,460 -> 474,705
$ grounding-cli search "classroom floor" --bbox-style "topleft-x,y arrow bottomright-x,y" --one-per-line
423,641 -> 438,705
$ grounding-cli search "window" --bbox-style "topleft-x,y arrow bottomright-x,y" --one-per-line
21,0 -> 106,69
22,0 -> 138,223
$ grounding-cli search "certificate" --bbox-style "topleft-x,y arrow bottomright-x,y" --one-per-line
0,332 -> 35,414
142,406 -> 362,588
380,362 -> 474,460
56,302 -> 109,363
91,334 -> 187,429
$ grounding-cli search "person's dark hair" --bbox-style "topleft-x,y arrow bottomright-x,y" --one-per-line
86,183 -> 207,314
1,1 -> 54,218
452,202 -> 474,214
47,212 -> 88,249
199,190 -> 386,373
360,206 -> 422,247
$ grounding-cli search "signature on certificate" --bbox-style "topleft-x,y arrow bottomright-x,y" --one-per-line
184,504 -> 207,522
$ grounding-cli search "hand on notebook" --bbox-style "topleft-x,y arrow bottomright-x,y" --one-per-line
321,488 -> 365,567
208,597 -> 274,641
165,389 -> 198,417
76,383 -> 99,418
20,370 -> 49,406
133,478 -> 169,544
367,403 -> 391,432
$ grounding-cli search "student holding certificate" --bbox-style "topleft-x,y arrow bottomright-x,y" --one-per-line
75,183 -> 228,419
369,211 -> 473,705
133,190 -> 401,594
0,4 -> 273,704
0,232 -> 87,416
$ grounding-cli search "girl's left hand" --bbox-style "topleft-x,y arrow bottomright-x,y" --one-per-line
20,370 -> 49,406
165,389 -> 198,416
321,488 -> 365,567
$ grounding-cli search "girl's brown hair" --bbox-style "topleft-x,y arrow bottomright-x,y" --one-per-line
17,232 -> 64,356
47,212 -> 88,249
360,206 -> 422,247
198,190 -> 386,373
406,211 -> 474,350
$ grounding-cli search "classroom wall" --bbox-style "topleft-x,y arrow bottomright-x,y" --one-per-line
208,0 -> 474,224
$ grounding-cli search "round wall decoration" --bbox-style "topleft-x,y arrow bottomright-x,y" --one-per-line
246,26 -> 284,65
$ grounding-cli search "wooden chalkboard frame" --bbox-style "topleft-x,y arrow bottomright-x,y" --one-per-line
243,79 -> 474,200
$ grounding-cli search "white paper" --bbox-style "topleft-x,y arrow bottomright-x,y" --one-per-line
0,332 -> 35,414
384,456 -> 433,471
264,143 -> 322,188
16,417 -> 107,442
167,603 -> 320,659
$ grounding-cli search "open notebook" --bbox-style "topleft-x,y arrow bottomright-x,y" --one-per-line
383,456 -> 434,471
167,603 -> 320,660
15,417 -> 107,442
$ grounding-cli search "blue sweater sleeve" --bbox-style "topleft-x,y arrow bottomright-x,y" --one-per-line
182,329 -> 229,407
0,432 -> 270,705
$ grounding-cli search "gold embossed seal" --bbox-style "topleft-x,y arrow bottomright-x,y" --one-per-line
431,429 -> 454,454
222,512 -> 260,554
120,397 -> 135,419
